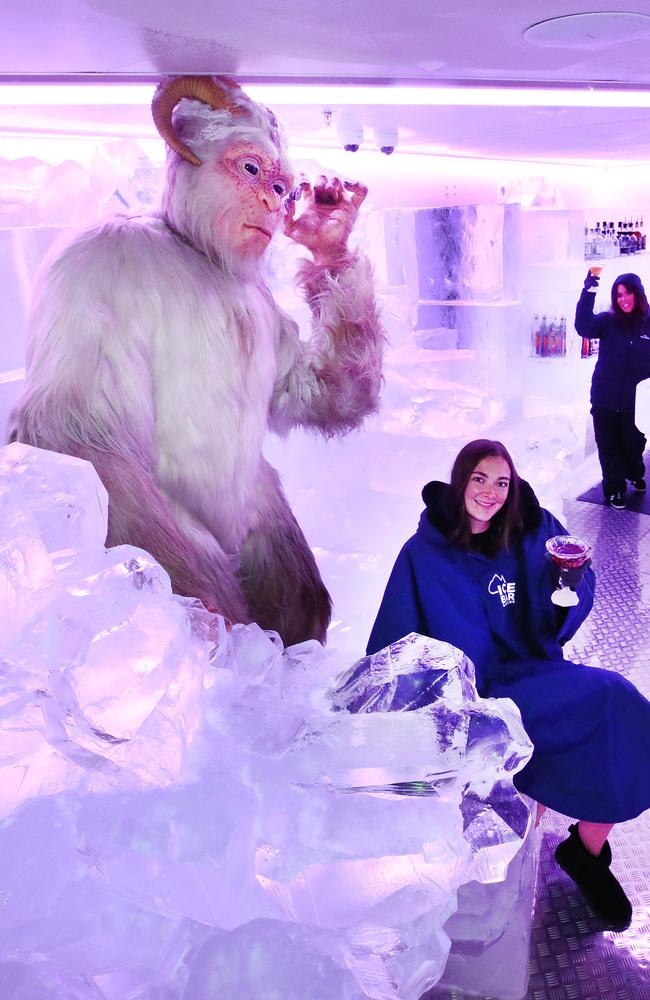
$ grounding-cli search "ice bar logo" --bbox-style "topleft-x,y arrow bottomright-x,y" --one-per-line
488,573 -> 516,607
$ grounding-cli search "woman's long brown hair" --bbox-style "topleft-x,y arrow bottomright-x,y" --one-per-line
610,274 -> 650,318
446,439 -> 523,555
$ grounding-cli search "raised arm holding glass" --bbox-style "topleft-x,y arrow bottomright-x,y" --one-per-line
575,270 -> 650,509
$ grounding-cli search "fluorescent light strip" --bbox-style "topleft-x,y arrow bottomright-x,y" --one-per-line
248,84 -> 650,109
2,82 -> 650,109
0,85 -> 157,105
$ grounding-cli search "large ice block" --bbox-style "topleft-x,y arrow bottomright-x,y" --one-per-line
434,818 -> 540,1000
0,443 -> 536,1000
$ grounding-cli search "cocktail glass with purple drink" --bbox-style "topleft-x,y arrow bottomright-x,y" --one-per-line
545,535 -> 592,607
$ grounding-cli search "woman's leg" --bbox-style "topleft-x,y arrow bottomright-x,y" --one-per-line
618,408 -> 646,485
577,820 -> 614,856
591,406 -> 628,498
555,821 -> 632,930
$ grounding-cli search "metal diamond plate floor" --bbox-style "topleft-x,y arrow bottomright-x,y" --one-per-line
427,495 -> 650,1000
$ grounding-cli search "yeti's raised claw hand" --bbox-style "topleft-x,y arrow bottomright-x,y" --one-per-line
284,175 -> 368,265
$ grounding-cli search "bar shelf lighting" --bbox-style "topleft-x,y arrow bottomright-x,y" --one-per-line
2,82 -> 650,109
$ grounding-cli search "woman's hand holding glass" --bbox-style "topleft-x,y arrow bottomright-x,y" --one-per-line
546,536 -> 592,607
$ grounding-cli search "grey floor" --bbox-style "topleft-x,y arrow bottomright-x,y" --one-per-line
434,489 -> 650,1000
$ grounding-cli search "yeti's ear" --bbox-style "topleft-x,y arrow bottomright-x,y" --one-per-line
151,76 -> 243,167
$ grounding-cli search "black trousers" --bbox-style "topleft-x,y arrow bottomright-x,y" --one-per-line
591,406 -> 646,496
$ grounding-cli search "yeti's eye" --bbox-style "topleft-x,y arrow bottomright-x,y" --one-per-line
237,157 -> 262,181
272,179 -> 288,197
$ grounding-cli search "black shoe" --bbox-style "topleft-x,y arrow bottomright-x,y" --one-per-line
631,478 -> 647,493
606,491 -> 626,510
554,823 -> 632,931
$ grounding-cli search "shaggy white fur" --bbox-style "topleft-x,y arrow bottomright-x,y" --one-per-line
8,83 -> 384,645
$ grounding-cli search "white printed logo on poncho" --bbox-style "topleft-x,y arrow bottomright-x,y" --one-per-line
488,573 -> 516,607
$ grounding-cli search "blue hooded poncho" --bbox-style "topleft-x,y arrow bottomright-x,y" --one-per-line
575,271 -> 650,410
367,479 -> 650,823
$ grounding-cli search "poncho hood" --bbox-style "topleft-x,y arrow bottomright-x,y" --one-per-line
611,272 -> 646,299
420,477 -> 543,538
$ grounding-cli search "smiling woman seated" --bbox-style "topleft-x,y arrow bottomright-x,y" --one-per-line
367,438 -> 650,932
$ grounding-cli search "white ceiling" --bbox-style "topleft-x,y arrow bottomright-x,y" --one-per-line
3,1 -> 650,162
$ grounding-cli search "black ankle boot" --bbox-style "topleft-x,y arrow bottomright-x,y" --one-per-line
554,823 -> 632,931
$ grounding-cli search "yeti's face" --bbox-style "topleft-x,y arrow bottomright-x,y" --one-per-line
215,139 -> 293,260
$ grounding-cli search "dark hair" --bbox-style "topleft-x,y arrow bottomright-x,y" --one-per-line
447,439 -> 523,555
610,274 -> 649,319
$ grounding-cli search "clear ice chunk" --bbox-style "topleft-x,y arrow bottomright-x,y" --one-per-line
0,443 -> 536,1000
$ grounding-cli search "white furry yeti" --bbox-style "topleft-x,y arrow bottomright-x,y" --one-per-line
8,76 -> 384,645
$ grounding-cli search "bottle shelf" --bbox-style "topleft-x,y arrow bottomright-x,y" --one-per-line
584,251 -> 650,262
584,217 -> 646,259
530,314 -> 567,359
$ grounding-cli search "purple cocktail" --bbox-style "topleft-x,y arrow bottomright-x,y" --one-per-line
545,535 -> 591,607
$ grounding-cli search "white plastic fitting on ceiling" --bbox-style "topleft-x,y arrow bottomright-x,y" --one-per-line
524,11 -> 650,49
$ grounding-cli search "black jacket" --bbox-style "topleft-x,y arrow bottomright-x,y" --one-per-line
575,288 -> 650,410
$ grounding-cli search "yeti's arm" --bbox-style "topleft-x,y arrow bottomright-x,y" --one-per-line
269,249 -> 384,435
9,222 -> 250,623
269,176 -> 384,435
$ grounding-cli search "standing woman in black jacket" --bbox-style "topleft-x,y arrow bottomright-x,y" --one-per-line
575,271 -> 650,509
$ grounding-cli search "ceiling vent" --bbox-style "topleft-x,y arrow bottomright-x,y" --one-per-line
524,11 -> 650,49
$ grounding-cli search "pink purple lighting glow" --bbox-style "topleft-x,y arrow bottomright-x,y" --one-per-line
2,83 -> 650,108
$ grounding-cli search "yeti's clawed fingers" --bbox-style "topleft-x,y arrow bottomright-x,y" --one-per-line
343,180 -> 368,209
313,175 -> 341,206
283,173 -> 369,259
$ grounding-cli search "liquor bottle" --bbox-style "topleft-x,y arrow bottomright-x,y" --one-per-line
559,315 -> 566,356
540,315 -> 548,357
532,314 -> 540,356
548,316 -> 557,356
581,336 -> 591,359
601,227 -> 613,257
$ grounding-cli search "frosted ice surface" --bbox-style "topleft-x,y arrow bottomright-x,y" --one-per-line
0,442 -> 108,655
0,443 -> 534,1000
0,143 -> 159,228
332,633 -> 534,883
332,632 -> 479,713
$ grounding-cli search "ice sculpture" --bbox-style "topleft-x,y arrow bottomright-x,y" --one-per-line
0,442 -> 535,1000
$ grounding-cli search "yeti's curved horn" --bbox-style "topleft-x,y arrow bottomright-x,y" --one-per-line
151,76 -> 241,167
